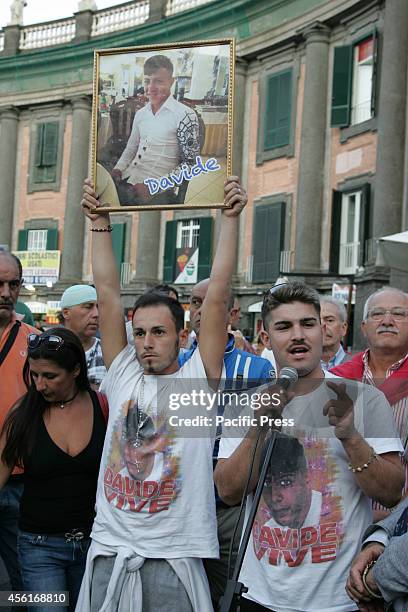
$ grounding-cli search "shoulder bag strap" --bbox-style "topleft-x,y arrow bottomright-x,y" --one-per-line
0,320 -> 22,368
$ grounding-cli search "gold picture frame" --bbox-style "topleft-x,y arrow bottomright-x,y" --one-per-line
91,39 -> 235,212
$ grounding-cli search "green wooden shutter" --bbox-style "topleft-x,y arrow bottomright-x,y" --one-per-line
252,203 -> 285,283
34,124 -> 44,167
111,223 -> 126,270
163,221 -> 177,283
17,229 -> 28,250
264,70 -> 292,150
371,29 -> 379,117
42,122 -> 59,167
252,206 -> 268,282
331,46 -> 353,127
329,190 -> 342,273
359,183 -> 372,265
46,228 -> 58,250
197,217 -> 213,281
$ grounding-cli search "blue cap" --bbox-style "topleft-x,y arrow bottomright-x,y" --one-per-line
60,285 -> 97,308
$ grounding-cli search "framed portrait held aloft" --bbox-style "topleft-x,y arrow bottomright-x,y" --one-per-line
91,39 -> 235,211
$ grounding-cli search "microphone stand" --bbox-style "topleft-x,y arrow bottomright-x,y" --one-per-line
220,429 -> 279,612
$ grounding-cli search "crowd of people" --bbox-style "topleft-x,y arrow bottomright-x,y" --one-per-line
0,176 -> 408,612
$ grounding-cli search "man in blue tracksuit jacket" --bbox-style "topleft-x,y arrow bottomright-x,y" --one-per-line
179,278 -> 275,606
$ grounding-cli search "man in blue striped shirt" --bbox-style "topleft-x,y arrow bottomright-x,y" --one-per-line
179,279 -> 274,388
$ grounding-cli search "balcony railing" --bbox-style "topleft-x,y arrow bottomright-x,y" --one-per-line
91,1 -> 149,37
120,262 -> 132,286
20,18 -> 76,50
1,0 -> 215,53
280,250 -> 293,274
339,241 -> 360,275
166,0 -> 213,16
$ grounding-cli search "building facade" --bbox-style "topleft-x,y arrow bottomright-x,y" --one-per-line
0,0 -> 407,346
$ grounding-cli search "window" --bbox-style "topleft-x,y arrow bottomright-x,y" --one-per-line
163,218 -> 213,283
339,191 -> 361,274
17,227 -> 58,251
252,202 -> 285,284
177,220 -> 200,249
351,38 -> 374,124
264,70 -> 293,150
33,122 -> 59,184
330,184 -> 371,274
27,229 -> 47,252
331,35 -> 377,128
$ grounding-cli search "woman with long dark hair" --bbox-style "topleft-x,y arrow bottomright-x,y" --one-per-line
0,327 -> 107,612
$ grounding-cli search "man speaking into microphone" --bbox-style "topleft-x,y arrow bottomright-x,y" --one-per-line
215,282 -> 404,612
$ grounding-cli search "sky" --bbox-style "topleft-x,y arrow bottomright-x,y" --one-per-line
0,0 -> 126,29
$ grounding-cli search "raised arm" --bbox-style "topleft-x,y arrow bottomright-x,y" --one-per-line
198,177 -> 247,385
82,179 -> 127,368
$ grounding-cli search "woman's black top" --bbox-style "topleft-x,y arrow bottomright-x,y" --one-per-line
19,390 -> 106,535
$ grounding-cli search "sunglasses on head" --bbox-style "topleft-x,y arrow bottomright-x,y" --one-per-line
27,334 -> 64,352
265,282 -> 289,297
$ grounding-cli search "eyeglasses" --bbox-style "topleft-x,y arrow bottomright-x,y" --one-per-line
27,334 -> 64,352
367,308 -> 408,321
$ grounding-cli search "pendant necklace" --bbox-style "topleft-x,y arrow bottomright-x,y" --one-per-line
133,374 -> 151,473
54,388 -> 80,410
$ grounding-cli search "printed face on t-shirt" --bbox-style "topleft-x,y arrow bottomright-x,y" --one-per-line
263,469 -> 312,529
123,436 -> 164,481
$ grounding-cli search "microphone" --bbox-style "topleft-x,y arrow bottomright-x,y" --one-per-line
277,366 -> 298,390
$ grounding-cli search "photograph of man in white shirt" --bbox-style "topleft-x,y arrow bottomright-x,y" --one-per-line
111,54 -> 200,205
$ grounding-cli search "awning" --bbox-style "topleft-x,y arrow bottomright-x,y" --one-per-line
376,231 -> 408,271
248,301 -> 263,313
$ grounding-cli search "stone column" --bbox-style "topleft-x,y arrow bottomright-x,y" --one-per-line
0,107 -> 19,249
294,22 -> 330,272
230,58 -> 248,283
60,96 -> 92,283
374,0 -> 408,239
134,211 -> 161,287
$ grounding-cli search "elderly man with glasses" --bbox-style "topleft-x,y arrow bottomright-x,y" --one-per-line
0,248 -> 38,593
332,287 -> 408,519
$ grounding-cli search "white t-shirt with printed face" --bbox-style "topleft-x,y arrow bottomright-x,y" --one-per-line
218,373 -> 403,612
92,344 -> 218,559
